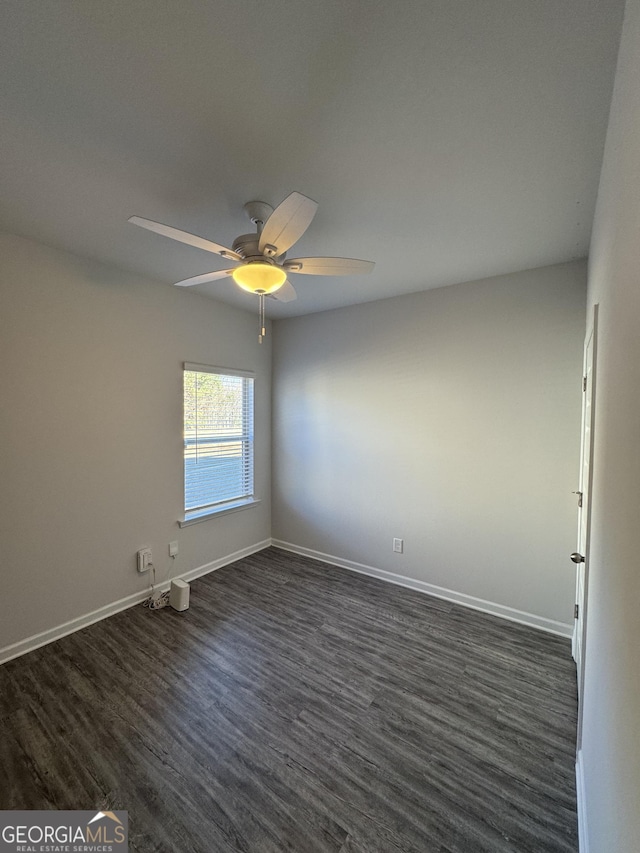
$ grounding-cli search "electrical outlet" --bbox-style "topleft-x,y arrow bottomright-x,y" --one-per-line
137,547 -> 152,573
168,540 -> 179,558
393,538 -> 404,554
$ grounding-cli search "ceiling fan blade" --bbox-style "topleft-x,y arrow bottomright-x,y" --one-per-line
174,269 -> 235,287
128,216 -> 242,261
284,257 -> 375,276
267,280 -> 297,302
259,192 -> 318,257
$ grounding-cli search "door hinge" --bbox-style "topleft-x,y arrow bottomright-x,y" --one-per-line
574,604 -> 579,619
572,490 -> 583,507
583,376 -> 587,392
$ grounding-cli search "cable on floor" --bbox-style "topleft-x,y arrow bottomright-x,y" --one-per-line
142,564 -> 170,610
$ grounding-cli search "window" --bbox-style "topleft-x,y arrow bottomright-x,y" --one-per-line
181,363 -> 255,524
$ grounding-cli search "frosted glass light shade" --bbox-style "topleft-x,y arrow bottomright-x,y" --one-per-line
232,263 -> 286,294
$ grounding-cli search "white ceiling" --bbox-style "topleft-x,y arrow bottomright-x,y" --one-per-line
0,0 -> 624,318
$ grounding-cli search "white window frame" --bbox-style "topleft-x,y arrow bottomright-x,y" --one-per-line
179,363 -> 258,527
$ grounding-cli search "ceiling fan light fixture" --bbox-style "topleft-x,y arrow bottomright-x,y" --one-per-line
232,262 -> 286,294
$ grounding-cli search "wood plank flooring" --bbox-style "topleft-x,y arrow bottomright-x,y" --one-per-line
0,547 -> 578,852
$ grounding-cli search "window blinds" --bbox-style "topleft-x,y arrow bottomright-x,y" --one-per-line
183,364 -> 254,517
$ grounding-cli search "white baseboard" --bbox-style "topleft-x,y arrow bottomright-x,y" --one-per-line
271,539 -> 573,638
576,749 -> 589,853
0,539 -> 271,666
1,538 -> 572,666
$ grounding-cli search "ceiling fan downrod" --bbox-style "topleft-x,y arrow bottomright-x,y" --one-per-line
244,201 -> 274,237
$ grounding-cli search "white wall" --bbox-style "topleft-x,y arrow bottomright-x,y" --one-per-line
272,261 -> 586,628
0,233 -> 271,654
580,0 -> 640,848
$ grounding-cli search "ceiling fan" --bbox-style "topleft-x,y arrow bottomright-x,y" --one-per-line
129,192 -> 375,341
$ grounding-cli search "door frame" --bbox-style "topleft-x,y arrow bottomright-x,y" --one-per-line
574,303 -> 598,754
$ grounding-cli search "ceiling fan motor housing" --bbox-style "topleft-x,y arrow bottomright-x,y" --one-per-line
232,233 -> 285,264
232,233 -> 261,260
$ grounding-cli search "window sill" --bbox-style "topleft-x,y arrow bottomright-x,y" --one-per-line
178,498 -> 261,528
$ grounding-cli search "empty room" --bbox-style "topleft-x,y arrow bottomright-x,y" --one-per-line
1,2 -> 639,852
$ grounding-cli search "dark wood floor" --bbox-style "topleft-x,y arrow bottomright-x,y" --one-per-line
0,547 -> 578,852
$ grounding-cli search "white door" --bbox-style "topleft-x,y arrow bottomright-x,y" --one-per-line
573,304 -> 598,752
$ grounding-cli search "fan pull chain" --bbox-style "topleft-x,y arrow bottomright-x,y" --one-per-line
258,293 -> 266,344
